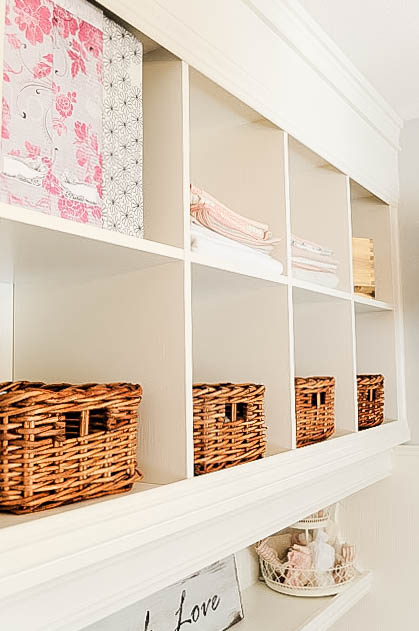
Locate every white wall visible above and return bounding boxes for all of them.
[398,119,419,442]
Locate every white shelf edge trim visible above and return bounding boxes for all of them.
[0,201,184,261]
[190,252,289,285]
[353,294,394,311]
[0,421,406,607]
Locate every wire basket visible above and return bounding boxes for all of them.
[256,534,358,597]
[259,556,358,597]
[292,508,331,530]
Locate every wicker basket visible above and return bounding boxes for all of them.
[295,377,335,448]
[193,383,266,475]
[357,374,384,430]
[0,381,142,514]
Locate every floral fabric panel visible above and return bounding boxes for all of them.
[0,0,55,212]
[102,16,143,238]
[50,4,103,224]
[0,0,144,237]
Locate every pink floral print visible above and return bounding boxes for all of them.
[1,0,103,226]
[32,52,52,78]
[14,0,51,46]
[1,0,143,235]
[67,39,86,77]
[78,20,102,58]
[1,98,10,139]
[52,5,77,39]
[55,89,76,118]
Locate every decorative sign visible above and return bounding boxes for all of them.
[85,556,244,631]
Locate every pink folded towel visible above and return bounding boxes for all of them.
[190,184,281,251]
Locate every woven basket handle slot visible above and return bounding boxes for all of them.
[311,392,326,407]
[368,388,377,402]
[225,402,247,422]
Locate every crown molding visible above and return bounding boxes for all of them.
[244,0,402,147]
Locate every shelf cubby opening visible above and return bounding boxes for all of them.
[292,287,357,440]
[355,310,398,423]
[288,138,352,293]
[350,181,393,304]
[12,261,190,488]
[192,267,293,455]
[189,68,288,272]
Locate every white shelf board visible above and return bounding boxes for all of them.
[237,573,371,631]
[353,294,394,313]
[191,251,288,289]
[291,278,351,302]
[0,202,184,282]
[0,482,159,531]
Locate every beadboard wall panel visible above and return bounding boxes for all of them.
[331,447,419,631]
[100,0,402,203]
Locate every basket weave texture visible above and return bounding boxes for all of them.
[295,377,335,448]
[357,374,384,430]
[193,382,266,475]
[0,381,142,514]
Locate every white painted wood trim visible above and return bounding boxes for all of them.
[0,202,184,261]
[345,177,359,433]
[0,421,405,602]
[0,283,13,380]
[283,133,297,448]
[244,0,402,146]
[237,571,372,631]
[0,445,389,630]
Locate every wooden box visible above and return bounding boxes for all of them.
[353,237,375,298]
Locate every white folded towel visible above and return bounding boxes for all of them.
[292,267,339,289]
[292,256,338,272]
[191,221,284,275]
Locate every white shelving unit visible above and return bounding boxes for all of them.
[0,2,408,630]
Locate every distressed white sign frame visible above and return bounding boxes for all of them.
[85,555,244,631]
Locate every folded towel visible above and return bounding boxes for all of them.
[191,222,284,275]
[292,256,338,272]
[291,235,333,257]
[191,220,275,254]
[292,267,339,289]
[291,245,339,266]
[191,184,281,250]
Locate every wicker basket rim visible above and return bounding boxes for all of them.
[295,376,335,382]
[0,381,143,405]
[193,382,265,388]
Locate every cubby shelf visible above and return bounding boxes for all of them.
[0,8,407,631]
